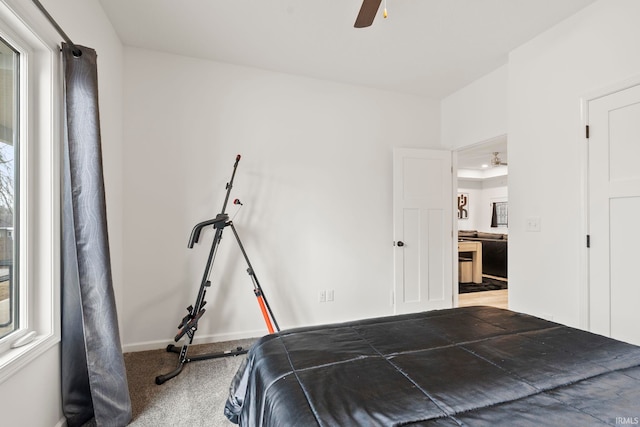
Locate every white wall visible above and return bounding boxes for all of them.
[121,48,441,351]
[442,64,508,149]
[0,1,123,426]
[458,177,508,233]
[508,0,640,326]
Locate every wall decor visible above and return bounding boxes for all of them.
[458,193,469,219]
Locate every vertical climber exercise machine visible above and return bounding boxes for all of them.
[156,154,279,385]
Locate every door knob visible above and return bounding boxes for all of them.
[396,241,404,247]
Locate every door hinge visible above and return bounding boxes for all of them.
[586,234,591,248]
[585,125,590,139]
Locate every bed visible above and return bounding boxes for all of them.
[224,306,640,426]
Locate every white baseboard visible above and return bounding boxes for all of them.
[122,329,265,353]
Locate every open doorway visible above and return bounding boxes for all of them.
[456,136,508,309]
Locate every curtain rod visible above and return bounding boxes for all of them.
[31,0,82,56]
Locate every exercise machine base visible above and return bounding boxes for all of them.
[155,344,248,385]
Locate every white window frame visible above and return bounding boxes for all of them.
[0,0,61,383]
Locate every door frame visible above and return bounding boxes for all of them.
[452,150,459,308]
[452,135,509,307]
[580,73,640,330]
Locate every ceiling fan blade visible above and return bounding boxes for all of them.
[354,0,382,28]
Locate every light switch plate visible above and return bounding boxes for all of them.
[526,216,541,232]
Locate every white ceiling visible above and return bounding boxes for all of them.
[457,135,508,179]
[457,135,507,171]
[98,0,597,99]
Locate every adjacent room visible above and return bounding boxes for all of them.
[456,137,509,309]
[1,0,640,426]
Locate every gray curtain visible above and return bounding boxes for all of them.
[61,43,132,427]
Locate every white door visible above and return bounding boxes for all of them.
[588,83,640,345]
[393,148,453,314]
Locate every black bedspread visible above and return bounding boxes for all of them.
[225,306,640,426]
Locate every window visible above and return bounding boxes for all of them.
[495,202,508,227]
[490,201,508,228]
[0,36,18,340]
[0,0,60,382]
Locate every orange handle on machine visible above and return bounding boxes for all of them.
[255,289,275,334]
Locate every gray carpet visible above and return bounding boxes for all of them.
[124,338,256,426]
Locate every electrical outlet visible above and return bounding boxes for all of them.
[319,290,326,303]
[327,289,334,302]
[526,216,541,232]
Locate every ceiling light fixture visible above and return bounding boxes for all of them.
[491,152,508,167]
